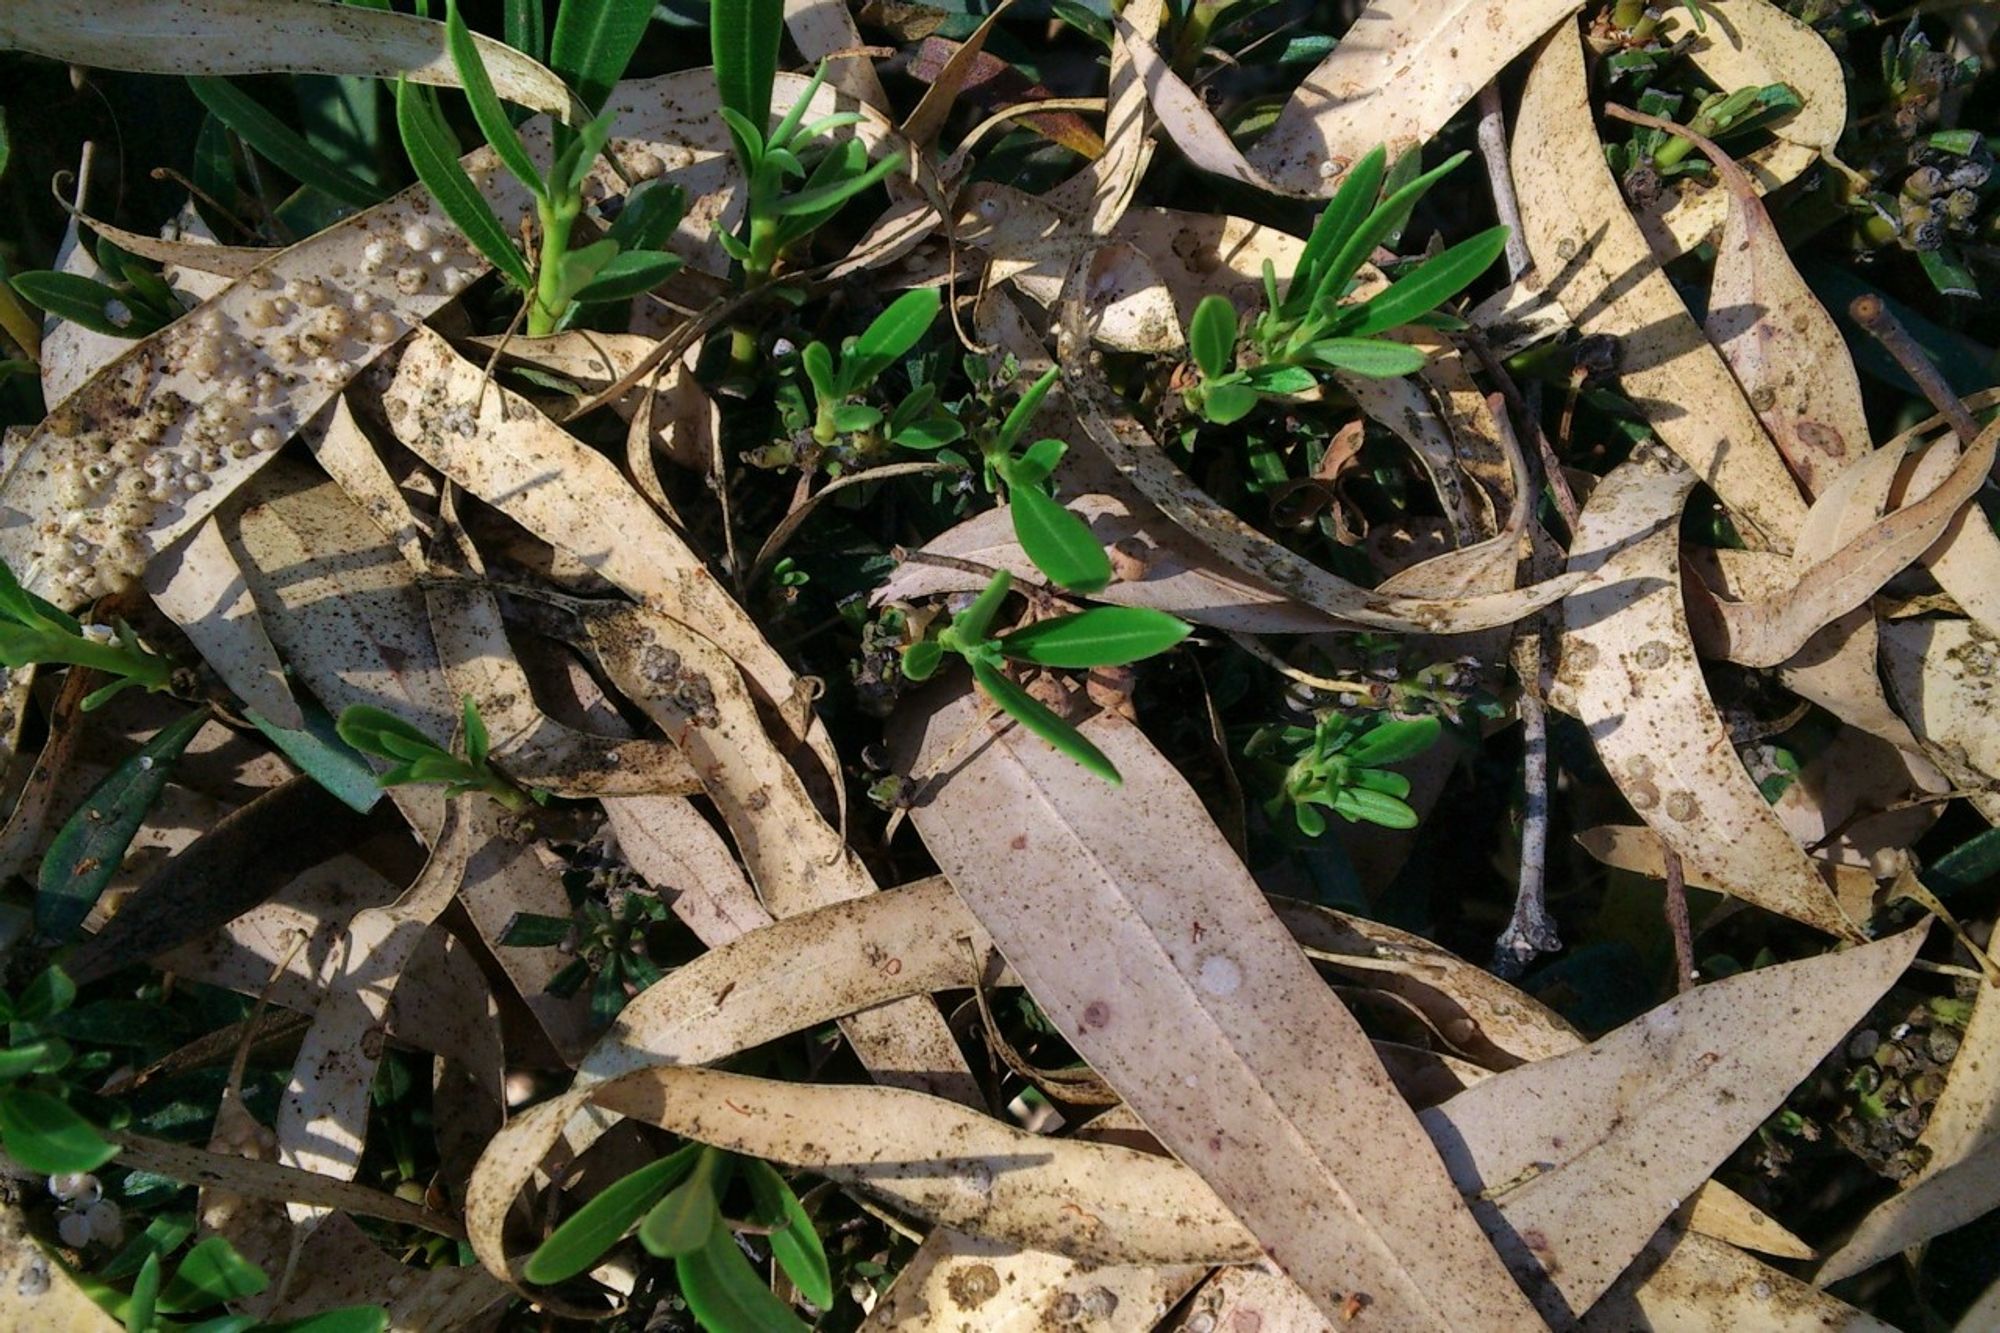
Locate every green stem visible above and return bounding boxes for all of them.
[728,210,782,381]
[527,196,578,338]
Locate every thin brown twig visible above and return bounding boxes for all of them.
[1662,845,1697,993]
[1849,294,1983,445]
[1475,83,1533,283]
[1461,327,1582,537]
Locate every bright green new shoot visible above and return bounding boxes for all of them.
[0,560,173,711]
[797,288,960,449]
[1249,713,1442,835]
[336,696,545,812]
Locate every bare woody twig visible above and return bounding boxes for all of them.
[1849,294,1983,445]
[1663,844,1697,993]
[1475,83,1534,283]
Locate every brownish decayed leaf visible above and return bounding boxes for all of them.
[1554,446,1855,937]
[899,683,1545,1328]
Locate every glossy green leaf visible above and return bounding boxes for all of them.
[1332,785,1420,829]
[681,1223,811,1333]
[1343,716,1441,766]
[999,606,1191,669]
[555,236,620,305]
[550,0,655,115]
[1295,802,1328,837]
[461,694,490,766]
[997,366,1060,453]
[38,710,206,944]
[252,701,382,814]
[101,1215,195,1282]
[743,1158,833,1309]
[846,287,942,389]
[126,1251,161,1333]
[1187,294,1237,380]
[158,1236,269,1313]
[336,704,447,761]
[505,0,547,63]
[262,1308,392,1333]
[395,79,534,290]
[901,639,944,682]
[0,1087,116,1173]
[769,145,905,242]
[1292,145,1387,313]
[188,77,383,209]
[800,341,837,407]
[638,1149,724,1258]
[1341,226,1509,338]
[1928,826,2000,903]
[1008,482,1111,594]
[954,570,1014,645]
[552,110,615,198]
[16,966,75,1023]
[1314,150,1470,314]
[1300,338,1427,378]
[830,403,884,434]
[574,248,681,303]
[710,0,783,135]
[604,179,685,252]
[0,1043,51,1081]
[445,0,546,198]
[1008,437,1067,487]
[972,661,1121,784]
[10,272,142,338]
[1349,765,1413,800]
[1199,379,1260,424]
[523,1143,703,1283]
[1241,364,1318,394]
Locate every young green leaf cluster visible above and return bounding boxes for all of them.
[1607,82,1802,186]
[504,890,671,1027]
[525,1144,831,1333]
[1182,146,1508,425]
[971,366,1114,594]
[335,697,544,812]
[398,0,683,337]
[11,237,183,341]
[902,569,1190,784]
[1250,713,1442,835]
[713,0,906,292]
[798,287,961,451]
[0,560,174,711]
[0,967,119,1176]
[73,1219,387,1333]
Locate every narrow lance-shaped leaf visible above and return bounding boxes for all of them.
[997,366,1061,452]
[999,606,1192,669]
[743,1158,834,1310]
[1301,338,1427,378]
[1290,144,1388,311]
[1007,481,1112,594]
[8,272,139,338]
[444,0,545,198]
[639,1144,727,1257]
[0,1086,116,1173]
[523,1144,704,1284]
[844,287,942,390]
[395,78,533,290]
[505,0,547,65]
[1340,226,1509,338]
[574,249,682,304]
[1315,150,1470,312]
[157,1235,269,1313]
[549,0,656,116]
[38,709,207,944]
[1343,716,1441,766]
[973,660,1122,784]
[188,76,384,209]
[125,1250,160,1333]
[680,1223,811,1333]
[953,569,1015,644]
[710,0,784,134]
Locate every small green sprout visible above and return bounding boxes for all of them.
[0,560,173,711]
[10,237,183,340]
[335,696,545,812]
[901,569,1191,785]
[1180,145,1509,425]
[1606,82,1802,190]
[525,1143,830,1333]
[397,0,684,337]
[504,888,672,1028]
[0,967,119,1175]
[1249,713,1442,836]
[797,288,961,449]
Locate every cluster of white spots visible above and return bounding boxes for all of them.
[48,1173,122,1250]
[361,219,475,297]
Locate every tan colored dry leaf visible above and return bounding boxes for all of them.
[1899,389,2000,642]
[1700,418,2000,667]
[784,0,891,110]
[116,1133,461,1235]
[868,1228,1202,1332]
[1046,0,1159,230]
[305,394,433,569]
[41,207,130,411]
[605,795,773,946]
[899,685,1545,1328]
[1423,926,1923,1319]
[1556,446,1856,936]
[0,1200,123,1332]
[1881,617,2000,823]
[68,212,271,279]
[0,0,580,116]
[144,516,303,728]
[470,331,716,472]
[1249,0,1584,195]
[1588,1229,1892,1332]
[1513,20,1807,549]
[1574,824,1880,924]
[1632,0,1849,259]
[463,877,994,1285]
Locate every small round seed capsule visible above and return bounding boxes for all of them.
[293,277,332,307]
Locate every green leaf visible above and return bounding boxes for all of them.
[10,272,142,338]
[845,287,942,390]
[799,341,837,409]
[1300,338,1427,378]
[0,1087,116,1173]
[953,570,1014,645]
[461,694,489,766]
[261,1308,392,1333]
[38,710,206,945]
[0,1043,51,1081]
[999,607,1191,669]
[743,1158,833,1310]
[249,700,383,814]
[158,1236,269,1313]
[830,403,883,433]
[1341,226,1509,338]
[710,0,783,135]
[996,366,1060,453]
[1332,786,1420,829]
[336,704,447,762]
[1294,801,1327,837]
[1007,482,1111,594]
[506,0,548,63]
[395,79,534,290]
[972,661,1121,784]
[554,236,621,305]
[188,77,383,209]
[901,639,944,682]
[445,0,547,199]
[1008,437,1067,487]
[15,966,75,1023]
[768,146,905,239]
[681,1223,811,1333]
[638,1145,726,1258]
[1199,379,1260,424]
[1291,145,1387,313]
[1343,716,1441,766]
[552,111,615,198]
[1187,294,1238,380]
[1349,766,1413,800]
[523,1143,703,1284]
[604,180,685,253]
[126,1251,161,1333]
[498,911,573,947]
[1241,364,1317,395]
[890,416,964,450]
[1314,150,1470,314]
[1928,826,2000,903]
[101,1215,195,1282]
[550,0,655,116]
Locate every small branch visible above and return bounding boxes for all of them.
[1461,328,1582,538]
[1849,294,1983,445]
[1475,83,1534,283]
[1662,845,1697,993]
[1494,672,1561,979]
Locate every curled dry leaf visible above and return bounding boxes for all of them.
[899,683,1544,1328]
[0,0,581,117]
[1513,19,1807,549]
[144,516,303,729]
[1554,445,1856,937]
[1881,618,2000,825]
